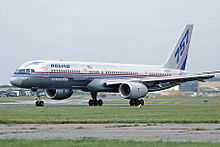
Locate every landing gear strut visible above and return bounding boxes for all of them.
[129,99,144,106]
[88,92,103,106]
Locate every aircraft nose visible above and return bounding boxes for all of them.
[10,77,23,87]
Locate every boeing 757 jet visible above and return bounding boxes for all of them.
[10,24,218,106]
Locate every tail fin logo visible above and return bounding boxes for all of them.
[174,29,189,64]
[164,24,193,70]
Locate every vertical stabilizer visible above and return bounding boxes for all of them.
[164,24,193,70]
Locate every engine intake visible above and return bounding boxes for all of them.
[119,82,148,99]
[45,89,73,100]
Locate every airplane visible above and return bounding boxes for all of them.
[10,24,217,106]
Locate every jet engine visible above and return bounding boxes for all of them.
[45,89,73,100]
[119,82,148,99]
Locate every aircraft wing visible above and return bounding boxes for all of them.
[202,70,220,74]
[105,73,215,86]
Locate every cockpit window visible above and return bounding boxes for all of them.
[26,69,30,73]
[15,69,35,74]
[16,69,25,73]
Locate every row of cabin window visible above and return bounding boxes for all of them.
[88,71,139,75]
[50,69,138,75]
[105,71,138,75]
[50,69,171,77]
[146,72,171,77]
[51,69,80,73]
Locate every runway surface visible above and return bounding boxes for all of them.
[0,95,176,108]
[0,123,220,142]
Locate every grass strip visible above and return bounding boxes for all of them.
[0,105,220,124]
[0,138,220,147]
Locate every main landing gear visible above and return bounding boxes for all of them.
[129,99,144,106]
[88,92,103,106]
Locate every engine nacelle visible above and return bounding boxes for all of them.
[119,82,148,99]
[45,89,73,100]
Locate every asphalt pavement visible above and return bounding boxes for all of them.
[0,123,220,142]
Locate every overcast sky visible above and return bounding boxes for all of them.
[0,0,219,84]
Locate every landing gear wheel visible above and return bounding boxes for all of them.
[88,99,103,106]
[35,101,40,106]
[40,100,44,106]
[35,100,44,107]
[98,99,103,106]
[134,100,139,106]
[129,99,144,106]
[129,99,135,106]
[89,99,94,106]
[139,99,144,106]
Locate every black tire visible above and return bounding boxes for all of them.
[129,99,135,106]
[139,99,144,106]
[39,101,44,107]
[36,101,44,107]
[98,99,103,106]
[134,99,139,106]
[89,99,94,106]
[35,101,40,107]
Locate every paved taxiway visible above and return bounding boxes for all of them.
[0,123,220,142]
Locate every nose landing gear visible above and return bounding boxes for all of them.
[35,99,44,107]
[32,89,45,107]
